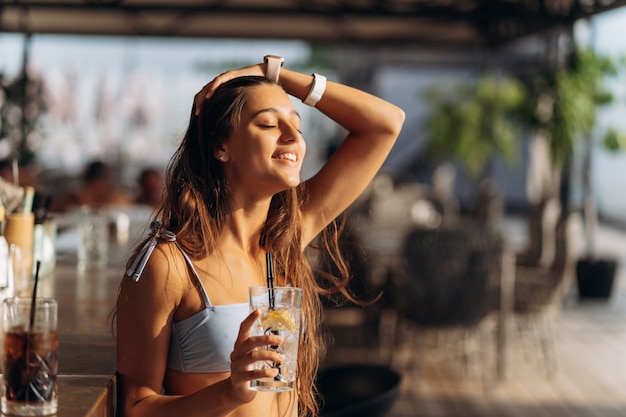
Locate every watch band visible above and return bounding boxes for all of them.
[264,55,284,82]
[303,73,327,107]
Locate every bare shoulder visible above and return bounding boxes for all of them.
[117,241,190,315]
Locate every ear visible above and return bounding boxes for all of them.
[214,149,228,162]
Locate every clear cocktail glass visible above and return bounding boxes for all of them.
[249,286,302,392]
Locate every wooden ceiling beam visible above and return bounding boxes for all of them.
[1,0,625,46]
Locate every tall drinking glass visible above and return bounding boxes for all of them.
[2,297,58,416]
[77,205,108,270]
[249,286,301,392]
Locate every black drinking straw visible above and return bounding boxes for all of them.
[266,252,275,310]
[29,261,42,332]
[21,261,42,404]
[265,253,284,381]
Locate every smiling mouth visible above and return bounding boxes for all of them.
[273,153,297,162]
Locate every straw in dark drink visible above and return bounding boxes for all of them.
[29,261,42,332]
[266,252,275,310]
[18,260,42,404]
[24,261,41,378]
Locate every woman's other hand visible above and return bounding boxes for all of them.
[194,64,264,115]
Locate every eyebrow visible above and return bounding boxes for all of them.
[252,107,301,120]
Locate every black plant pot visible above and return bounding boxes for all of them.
[576,258,618,299]
[317,364,402,417]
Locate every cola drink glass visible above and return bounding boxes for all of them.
[2,297,58,416]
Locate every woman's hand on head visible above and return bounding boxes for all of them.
[228,309,284,403]
[194,64,265,115]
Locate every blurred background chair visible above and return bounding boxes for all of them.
[472,178,504,225]
[354,177,442,289]
[383,224,504,382]
[314,219,384,365]
[513,211,579,376]
[516,197,561,269]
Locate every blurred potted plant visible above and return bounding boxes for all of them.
[423,75,526,180]
[522,48,626,298]
[423,75,526,225]
[0,69,47,166]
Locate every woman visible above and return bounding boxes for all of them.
[116,56,405,417]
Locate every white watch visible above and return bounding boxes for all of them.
[303,73,327,107]
[264,55,284,82]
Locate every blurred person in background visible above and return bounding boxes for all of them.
[50,159,132,212]
[134,167,166,208]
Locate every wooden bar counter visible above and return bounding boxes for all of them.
[2,212,151,417]
[45,262,120,417]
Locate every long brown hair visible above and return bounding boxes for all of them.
[130,76,354,417]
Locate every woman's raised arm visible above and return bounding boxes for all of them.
[278,68,405,245]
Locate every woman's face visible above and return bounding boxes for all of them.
[221,84,306,196]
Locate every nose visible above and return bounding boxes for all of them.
[279,122,301,143]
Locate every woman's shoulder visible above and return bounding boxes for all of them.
[121,240,191,304]
[143,241,189,282]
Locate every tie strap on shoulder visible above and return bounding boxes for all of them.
[126,220,176,282]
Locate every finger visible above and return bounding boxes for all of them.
[194,87,207,101]
[230,332,283,368]
[194,76,222,115]
[231,367,280,387]
[194,85,210,116]
[194,65,264,115]
[232,331,283,358]
[194,78,224,115]
[259,349,285,364]
[235,309,261,346]
[238,348,285,369]
[230,350,284,380]
[202,72,232,100]
[232,333,283,361]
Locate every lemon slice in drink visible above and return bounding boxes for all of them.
[262,309,296,331]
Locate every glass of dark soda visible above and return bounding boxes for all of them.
[2,298,58,416]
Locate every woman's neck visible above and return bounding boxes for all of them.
[223,198,271,254]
